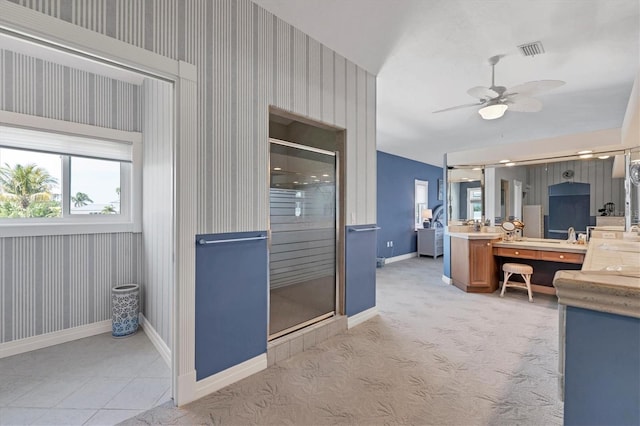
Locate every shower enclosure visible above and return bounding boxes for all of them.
[269,139,337,339]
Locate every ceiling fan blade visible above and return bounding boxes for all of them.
[467,86,499,100]
[433,102,483,113]
[506,96,543,112]
[505,80,565,97]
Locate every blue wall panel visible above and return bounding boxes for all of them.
[345,225,377,316]
[564,306,640,426]
[443,234,451,277]
[195,231,268,381]
[376,151,443,258]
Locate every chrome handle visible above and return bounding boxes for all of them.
[197,236,267,245]
[559,255,565,259]
[348,227,381,232]
[514,251,519,255]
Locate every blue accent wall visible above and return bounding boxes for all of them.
[564,306,640,426]
[195,231,268,381]
[377,151,443,258]
[345,225,377,316]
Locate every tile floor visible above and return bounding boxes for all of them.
[0,331,171,425]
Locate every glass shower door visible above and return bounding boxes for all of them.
[269,140,336,339]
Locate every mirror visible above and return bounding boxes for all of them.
[447,168,484,224]
[447,149,635,234]
[630,147,640,227]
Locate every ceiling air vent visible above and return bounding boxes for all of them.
[518,41,545,57]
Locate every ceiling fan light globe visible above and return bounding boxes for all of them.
[478,104,508,120]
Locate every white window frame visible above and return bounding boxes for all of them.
[415,179,428,230]
[0,111,142,237]
[467,188,482,221]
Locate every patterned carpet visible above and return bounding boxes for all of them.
[123,257,563,425]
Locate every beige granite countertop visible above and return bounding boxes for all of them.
[493,238,588,254]
[553,238,640,318]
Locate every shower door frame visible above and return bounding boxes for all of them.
[268,138,341,340]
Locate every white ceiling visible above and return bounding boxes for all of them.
[252,0,640,166]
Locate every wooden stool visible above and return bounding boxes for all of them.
[500,263,534,302]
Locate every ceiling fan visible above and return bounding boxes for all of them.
[433,55,565,120]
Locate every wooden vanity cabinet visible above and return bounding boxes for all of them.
[451,236,500,293]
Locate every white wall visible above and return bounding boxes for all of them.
[491,165,528,221]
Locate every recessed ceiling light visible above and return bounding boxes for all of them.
[310,175,317,178]
[303,182,308,185]
[314,179,320,182]
[472,167,481,171]
[579,154,593,159]
[322,174,329,177]
[324,180,331,183]
[505,162,516,167]
[577,150,592,155]
[273,167,281,171]
[499,159,510,163]
[293,181,299,184]
[598,155,610,159]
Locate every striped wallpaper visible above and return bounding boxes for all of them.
[9,0,378,234]
[142,77,174,347]
[525,158,625,216]
[0,233,142,344]
[0,47,143,344]
[0,49,141,132]
[4,0,377,348]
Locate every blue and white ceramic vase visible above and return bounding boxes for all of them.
[112,284,139,338]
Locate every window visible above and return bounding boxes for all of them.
[70,157,122,215]
[0,113,141,236]
[415,179,428,229]
[467,188,482,221]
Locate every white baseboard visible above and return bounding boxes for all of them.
[0,320,112,359]
[347,306,379,329]
[194,354,267,401]
[441,275,452,285]
[175,370,197,406]
[139,313,171,367]
[385,252,417,264]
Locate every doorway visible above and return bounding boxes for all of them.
[269,139,337,339]
[500,179,510,220]
[0,28,176,413]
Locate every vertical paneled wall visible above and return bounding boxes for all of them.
[142,78,174,347]
[525,158,625,216]
[0,233,142,344]
[10,0,377,234]
[0,49,143,344]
